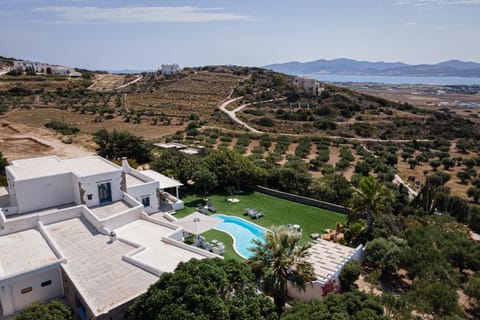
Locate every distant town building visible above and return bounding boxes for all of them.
[12,60,81,76]
[160,64,181,75]
[292,76,324,96]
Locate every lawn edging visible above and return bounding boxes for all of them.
[251,185,350,215]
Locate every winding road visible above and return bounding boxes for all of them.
[218,97,432,144]
[219,97,262,133]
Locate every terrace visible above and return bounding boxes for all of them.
[176,191,347,260]
[45,217,159,316]
[89,200,133,220]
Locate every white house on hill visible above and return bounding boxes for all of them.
[0,156,216,320]
[160,63,181,75]
[292,76,324,96]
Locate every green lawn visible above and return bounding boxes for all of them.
[175,190,347,261]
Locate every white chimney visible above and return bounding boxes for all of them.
[121,157,130,171]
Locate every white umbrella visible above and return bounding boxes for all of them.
[174,211,222,237]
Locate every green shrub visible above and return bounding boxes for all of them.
[13,300,72,320]
[339,260,361,291]
[44,120,80,135]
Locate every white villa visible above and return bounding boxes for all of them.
[159,64,181,75]
[0,156,218,319]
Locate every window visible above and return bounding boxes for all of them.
[87,194,93,200]
[21,287,32,294]
[41,280,52,287]
[141,196,150,207]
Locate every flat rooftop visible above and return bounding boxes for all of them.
[45,218,158,315]
[8,156,120,180]
[141,170,182,189]
[153,142,186,149]
[125,173,147,187]
[179,148,199,155]
[0,229,58,276]
[61,156,120,177]
[8,156,68,180]
[115,220,205,273]
[89,200,133,219]
[308,240,358,283]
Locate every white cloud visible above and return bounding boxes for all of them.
[394,0,480,6]
[33,6,253,24]
[403,21,446,30]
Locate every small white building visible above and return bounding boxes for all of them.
[288,239,364,300]
[160,63,181,75]
[0,155,209,319]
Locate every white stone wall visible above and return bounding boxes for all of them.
[14,174,74,214]
[77,171,123,207]
[127,182,159,214]
[0,266,63,316]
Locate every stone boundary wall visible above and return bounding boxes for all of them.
[251,185,350,215]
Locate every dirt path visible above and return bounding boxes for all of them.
[116,75,143,89]
[219,97,262,133]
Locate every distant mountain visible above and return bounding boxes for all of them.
[264,58,480,77]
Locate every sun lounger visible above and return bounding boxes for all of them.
[248,208,258,218]
[197,205,209,215]
[207,202,217,213]
[202,241,212,251]
[253,211,264,219]
[194,235,207,247]
[212,242,225,255]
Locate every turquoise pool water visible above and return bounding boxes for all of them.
[214,214,266,259]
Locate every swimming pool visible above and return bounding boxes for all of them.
[214,214,267,259]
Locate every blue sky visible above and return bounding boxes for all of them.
[1,0,479,70]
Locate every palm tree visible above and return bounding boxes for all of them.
[248,225,315,315]
[350,176,394,233]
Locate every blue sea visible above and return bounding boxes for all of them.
[307,74,480,85]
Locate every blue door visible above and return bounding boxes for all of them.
[98,182,112,204]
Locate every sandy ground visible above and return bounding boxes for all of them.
[0,121,94,161]
[88,74,128,90]
[245,139,260,156]
[228,137,238,149]
[3,108,182,140]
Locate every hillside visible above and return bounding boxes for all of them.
[264,58,480,77]
[230,69,480,140]
[1,65,479,141]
